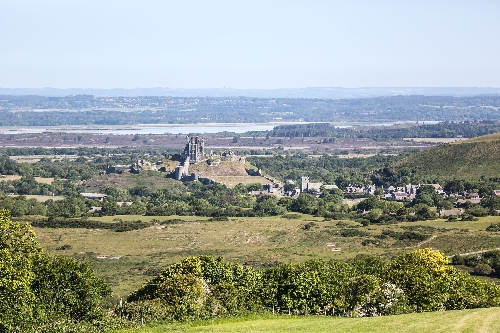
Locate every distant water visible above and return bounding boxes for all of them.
[0,124,277,135]
[0,121,439,135]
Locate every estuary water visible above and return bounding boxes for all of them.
[0,121,439,135]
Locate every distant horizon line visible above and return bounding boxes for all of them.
[2,86,500,90]
[2,86,500,99]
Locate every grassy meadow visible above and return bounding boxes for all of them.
[32,214,500,299]
[113,307,500,333]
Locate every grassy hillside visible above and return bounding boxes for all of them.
[459,132,500,143]
[391,134,500,181]
[114,307,500,333]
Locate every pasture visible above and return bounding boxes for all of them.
[403,137,467,143]
[9,154,81,163]
[32,214,500,298]
[0,174,57,184]
[7,194,64,202]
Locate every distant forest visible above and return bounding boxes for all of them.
[0,95,500,125]
[262,121,500,140]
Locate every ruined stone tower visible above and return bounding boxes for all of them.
[183,136,205,164]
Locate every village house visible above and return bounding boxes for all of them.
[345,186,364,194]
[80,193,107,201]
[391,191,409,201]
[439,208,464,217]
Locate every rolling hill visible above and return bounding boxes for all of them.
[384,132,500,182]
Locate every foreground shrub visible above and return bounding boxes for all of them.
[126,250,500,321]
[385,248,500,312]
[126,256,264,321]
[0,210,112,332]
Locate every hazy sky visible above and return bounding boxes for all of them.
[1,0,499,89]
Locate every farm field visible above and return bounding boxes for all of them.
[336,153,398,158]
[9,154,80,163]
[403,137,467,143]
[114,307,500,333]
[0,175,57,184]
[32,214,500,299]
[7,194,64,202]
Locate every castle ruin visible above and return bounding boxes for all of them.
[175,136,206,180]
[184,136,205,164]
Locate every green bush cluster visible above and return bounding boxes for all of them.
[30,218,150,232]
[486,223,500,232]
[122,249,500,323]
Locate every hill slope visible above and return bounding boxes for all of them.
[388,133,500,182]
[458,131,500,143]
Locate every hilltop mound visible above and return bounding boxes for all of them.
[385,132,500,182]
[189,161,249,177]
[189,161,270,187]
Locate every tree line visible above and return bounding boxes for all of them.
[265,121,500,140]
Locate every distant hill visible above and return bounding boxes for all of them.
[2,86,500,98]
[381,132,500,182]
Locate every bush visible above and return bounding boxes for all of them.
[127,256,264,319]
[281,213,302,219]
[340,228,369,237]
[123,251,500,322]
[461,214,479,221]
[486,223,500,232]
[55,244,72,250]
[302,222,316,230]
[473,263,493,276]
[361,239,379,246]
[121,299,175,323]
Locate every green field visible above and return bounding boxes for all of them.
[33,214,500,299]
[114,307,500,333]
